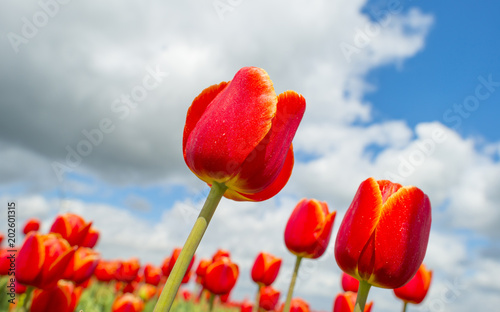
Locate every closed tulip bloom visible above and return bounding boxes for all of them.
[94,260,119,282]
[394,264,433,304]
[204,257,239,295]
[50,213,92,247]
[143,264,162,286]
[31,280,81,312]
[116,258,141,283]
[82,226,99,248]
[195,258,212,284]
[63,247,100,285]
[335,178,432,289]
[341,272,359,293]
[285,199,336,259]
[333,292,373,312]
[112,293,145,312]
[251,252,282,286]
[212,249,231,261]
[259,286,280,311]
[183,66,306,202]
[17,232,76,289]
[278,298,310,312]
[23,218,41,234]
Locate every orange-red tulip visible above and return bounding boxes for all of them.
[138,283,157,301]
[143,264,162,286]
[31,280,82,312]
[22,218,41,234]
[94,259,119,282]
[278,298,310,312]
[259,286,280,311]
[335,178,432,289]
[0,248,15,276]
[183,66,306,202]
[16,232,76,289]
[50,213,92,247]
[204,257,239,295]
[341,272,359,293]
[112,293,145,312]
[82,226,99,248]
[212,248,231,261]
[116,258,141,283]
[394,264,433,304]
[240,299,253,312]
[251,252,282,286]
[63,247,100,285]
[333,292,373,312]
[285,198,336,259]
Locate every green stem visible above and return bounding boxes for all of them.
[154,182,227,312]
[402,301,408,312]
[208,293,215,312]
[20,286,34,312]
[283,256,302,312]
[353,280,372,312]
[252,284,262,312]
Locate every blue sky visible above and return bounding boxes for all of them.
[1,0,500,311]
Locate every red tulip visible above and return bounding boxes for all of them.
[278,298,310,312]
[23,218,41,234]
[162,248,195,283]
[31,280,82,312]
[143,264,162,286]
[0,248,16,276]
[394,264,433,304]
[333,292,373,312]
[16,232,76,289]
[63,247,100,285]
[259,286,280,311]
[82,226,99,248]
[251,252,282,286]
[285,198,336,259]
[116,258,141,283]
[94,259,119,282]
[50,213,92,247]
[335,178,432,288]
[204,257,239,295]
[138,283,157,301]
[112,293,145,312]
[240,299,253,312]
[183,66,306,202]
[341,272,359,293]
[212,248,231,261]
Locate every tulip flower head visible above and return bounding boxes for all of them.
[335,177,432,289]
[63,247,100,285]
[333,292,373,312]
[31,280,82,312]
[143,264,162,286]
[195,258,212,285]
[23,218,41,234]
[204,257,239,295]
[116,258,141,283]
[251,252,282,286]
[341,272,360,293]
[94,260,119,282]
[112,293,145,312]
[50,213,92,247]
[82,226,100,248]
[17,232,76,289]
[394,264,433,304]
[183,66,306,201]
[278,298,310,312]
[259,286,280,311]
[285,198,336,259]
[163,248,195,283]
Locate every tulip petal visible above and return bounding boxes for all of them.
[184,67,277,183]
[183,81,229,156]
[367,186,431,288]
[226,90,305,195]
[335,178,384,277]
[17,233,44,284]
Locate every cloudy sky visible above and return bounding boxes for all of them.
[1,0,500,311]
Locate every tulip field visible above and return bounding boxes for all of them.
[1,67,433,312]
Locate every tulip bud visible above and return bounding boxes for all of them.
[204,257,239,295]
[341,272,359,293]
[259,286,280,311]
[251,252,282,286]
[23,218,41,235]
[50,213,92,247]
[394,264,433,304]
[333,292,373,312]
